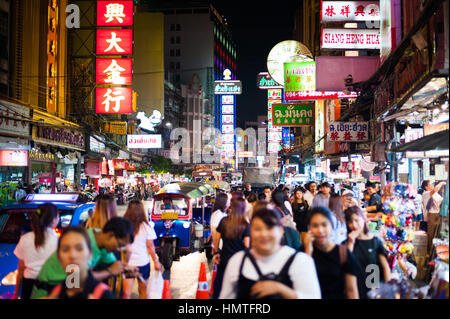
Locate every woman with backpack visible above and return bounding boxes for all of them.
[13,203,60,299]
[46,227,115,299]
[219,208,321,299]
[302,207,360,299]
[344,206,391,299]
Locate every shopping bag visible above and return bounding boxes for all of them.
[147,270,164,299]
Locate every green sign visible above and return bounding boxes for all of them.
[257,72,283,89]
[214,80,242,94]
[272,103,314,127]
[284,61,316,93]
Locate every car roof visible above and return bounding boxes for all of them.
[0,202,90,211]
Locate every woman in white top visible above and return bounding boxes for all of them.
[13,203,59,299]
[328,194,347,245]
[219,208,321,299]
[123,200,161,299]
[210,192,230,252]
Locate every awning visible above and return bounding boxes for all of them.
[388,130,449,152]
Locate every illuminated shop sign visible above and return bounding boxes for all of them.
[96,58,133,85]
[96,29,133,55]
[222,95,234,104]
[321,1,380,22]
[285,90,358,101]
[284,62,316,93]
[127,134,162,149]
[95,87,133,114]
[327,122,369,142]
[272,103,314,127]
[214,81,242,94]
[97,1,134,26]
[222,125,234,134]
[321,28,380,50]
[222,115,234,124]
[268,89,282,100]
[222,105,234,114]
[257,72,283,89]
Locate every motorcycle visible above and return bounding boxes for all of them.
[116,190,125,205]
[123,189,136,202]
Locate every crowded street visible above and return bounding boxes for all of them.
[0,0,449,311]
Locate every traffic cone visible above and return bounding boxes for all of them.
[209,262,217,297]
[162,279,171,299]
[196,261,209,299]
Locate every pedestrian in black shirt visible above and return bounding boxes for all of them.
[212,197,250,299]
[302,207,360,299]
[290,188,309,243]
[344,206,391,299]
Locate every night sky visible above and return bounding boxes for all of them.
[211,0,299,126]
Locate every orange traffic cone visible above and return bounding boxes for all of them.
[209,262,217,297]
[196,261,209,299]
[162,279,171,299]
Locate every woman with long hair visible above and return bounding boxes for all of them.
[13,203,59,299]
[219,208,321,299]
[122,199,161,299]
[212,197,250,299]
[328,194,347,245]
[344,206,391,299]
[271,189,296,229]
[290,188,309,243]
[210,192,230,255]
[302,207,360,299]
[85,194,118,229]
[46,227,114,299]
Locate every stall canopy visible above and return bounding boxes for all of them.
[389,130,449,152]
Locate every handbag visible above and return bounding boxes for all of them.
[147,270,164,299]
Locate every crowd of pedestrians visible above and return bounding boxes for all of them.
[11,178,445,299]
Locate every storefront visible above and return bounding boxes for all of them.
[31,112,85,192]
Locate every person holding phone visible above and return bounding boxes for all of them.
[301,207,360,299]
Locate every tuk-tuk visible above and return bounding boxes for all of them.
[150,182,215,270]
[0,193,96,298]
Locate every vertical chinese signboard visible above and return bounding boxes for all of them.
[267,89,283,154]
[95,1,134,114]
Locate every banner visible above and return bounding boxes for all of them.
[127,134,162,149]
[284,61,316,93]
[321,1,380,22]
[321,28,381,50]
[328,122,369,142]
[272,103,314,127]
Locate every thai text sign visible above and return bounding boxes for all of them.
[284,62,316,93]
[214,81,242,94]
[96,87,133,114]
[321,28,380,50]
[237,151,254,158]
[321,1,380,22]
[272,103,314,127]
[285,90,358,101]
[268,89,282,100]
[257,72,283,89]
[127,134,162,149]
[97,1,134,26]
[328,122,369,142]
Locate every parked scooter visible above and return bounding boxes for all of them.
[123,189,136,202]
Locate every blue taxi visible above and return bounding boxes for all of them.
[0,193,96,298]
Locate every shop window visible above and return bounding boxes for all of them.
[176,24,181,31]
[170,24,175,31]
[176,36,180,44]
[176,49,180,57]
[176,62,180,70]
[170,49,174,57]
[170,37,175,44]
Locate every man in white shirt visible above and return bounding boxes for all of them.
[422,180,446,250]
[303,182,317,207]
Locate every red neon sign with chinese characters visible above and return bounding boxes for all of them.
[96,58,133,85]
[96,29,133,55]
[95,87,133,114]
[97,1,134,26]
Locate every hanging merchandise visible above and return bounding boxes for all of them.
[378,183,416,272]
